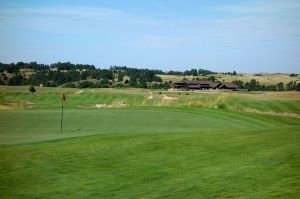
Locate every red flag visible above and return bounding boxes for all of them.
[60,93,66,101]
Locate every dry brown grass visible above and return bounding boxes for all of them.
[0,101,33,111]
[260,91,300,100]
[158,74,300,85]
[234,108,300,119]
[79,102,127,109]
[214,74,300,85]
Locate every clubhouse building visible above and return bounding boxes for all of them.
[173,80,239,91]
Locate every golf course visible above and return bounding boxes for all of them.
[0,86,299,198]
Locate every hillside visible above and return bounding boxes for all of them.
[158,73,300,86]
[0,62,299,91]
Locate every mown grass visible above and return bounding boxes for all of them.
[1,127,300,198]
[1,107,299,145]
[0,86,300,198]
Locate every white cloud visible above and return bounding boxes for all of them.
[1,4,299,44]
[0,6,125,35]
[0,6,122,19]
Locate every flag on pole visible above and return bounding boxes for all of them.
[60,93,66,101]
[60,93,66,133]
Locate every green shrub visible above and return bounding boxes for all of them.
[29,85,36,93]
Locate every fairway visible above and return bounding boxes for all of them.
[1,86,300,198]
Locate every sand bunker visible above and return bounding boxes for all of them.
[74,90,83,94]
[147,95,153,99]
[79,102,127,108]
[0,101,33,111]
[162,95,178,100]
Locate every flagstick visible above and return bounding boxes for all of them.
[61,100,63,133]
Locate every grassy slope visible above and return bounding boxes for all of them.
[0,86,300,198]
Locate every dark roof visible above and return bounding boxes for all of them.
[211,82,221,88]
[199,84,212,88]
[220,83,238,89]
[187,85,201,89]
[174,80,238,90]
[196,80,215,85]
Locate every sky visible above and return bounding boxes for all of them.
[0,0,299,73]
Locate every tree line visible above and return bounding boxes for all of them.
[0,62,172,89]
[232,79,300,91]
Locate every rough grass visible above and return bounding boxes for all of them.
[1,86,299,117]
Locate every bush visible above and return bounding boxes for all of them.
[29,85,36,93]
[64,83,76,88]
[0,78,5,85]
[78,81,94,88]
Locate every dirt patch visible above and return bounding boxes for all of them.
[147,95,153,99]
[234,108,300,119]
[0,101,33,111]
[162,95,178,100]
[74,90,83,94]
[79,102,127,109]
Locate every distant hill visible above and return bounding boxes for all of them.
[0,62,299,91]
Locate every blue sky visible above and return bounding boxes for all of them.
[0,0,299,73]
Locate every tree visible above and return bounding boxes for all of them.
[296,83,300,91]
[277,82,285,91]
[246,79,260,91]
[81,72,87,80]
[78,81,94,88]
[64,83,76,88]
[29,85,36,93]
[191,69,198,76]
[0,78,5,85]
[129,78,137,87]
[99,79,109,88]
[207,76,216,82]
[139,78,147,88]
[8,74,23,85]
[286,81,295,91]
[232,71,237,75]
[118,74,124,82]
[232,80,244,89]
